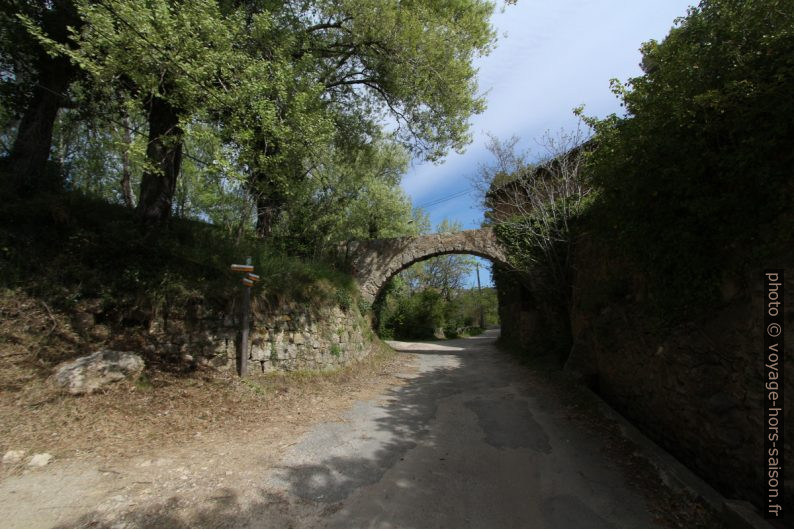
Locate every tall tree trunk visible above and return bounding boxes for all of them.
[120,114,135,208]
[136,95,183,225]
[250,137,283,239]
[8,56,73,196]
[255,188,284,238]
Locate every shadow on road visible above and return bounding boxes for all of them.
[52,330,709,529]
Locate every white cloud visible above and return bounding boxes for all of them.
[401,0,695,221]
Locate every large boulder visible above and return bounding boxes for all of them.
[54,350,144,394]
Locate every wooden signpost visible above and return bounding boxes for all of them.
[230,258,259,376]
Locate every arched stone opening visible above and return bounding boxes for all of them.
[342,227,508,303]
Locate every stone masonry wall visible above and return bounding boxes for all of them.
[564,237,794,511]
[343,228,508,303]
[69,294,373,375]
[246,302,371,373]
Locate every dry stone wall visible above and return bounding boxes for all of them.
[563,238,794,510]
[68,294,373,375]
[246,303,370,373]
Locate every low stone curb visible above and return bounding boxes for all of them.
[585,388,776,529]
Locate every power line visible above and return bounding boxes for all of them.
[415,189,469,208]
[414,188,472,210]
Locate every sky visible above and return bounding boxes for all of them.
[400,0,695,287]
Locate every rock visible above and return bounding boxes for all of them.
[250,345,267,361]
[89,324,111,341]
[707,391,738,414]
[211,354,230,368]
[54,350,144,395]
[28,453,53,467]
[3,450,25,465]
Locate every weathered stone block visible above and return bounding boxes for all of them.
[54,350,144,395]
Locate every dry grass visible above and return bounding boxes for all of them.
[0,288,403,465]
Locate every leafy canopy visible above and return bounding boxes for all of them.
[583,0,794,316]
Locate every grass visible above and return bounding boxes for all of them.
[0,191,358,321]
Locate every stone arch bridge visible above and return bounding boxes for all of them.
[343,227,508,303]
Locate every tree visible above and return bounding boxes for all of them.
[12,0,498,233]
[421,219,477,301]
[87,0,265,224]
[583,0,794,313]
[30,0,280,224]
[481,125,592,308]
[472,133,529,199]
[272,134,419,256]
[45,102,148,204]
[239,0,498,237]
[0,0,82,194]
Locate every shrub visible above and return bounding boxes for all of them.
[583,0,794,319]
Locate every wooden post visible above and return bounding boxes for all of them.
[238,256,251,377]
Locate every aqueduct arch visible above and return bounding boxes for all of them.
[343,227,509,303]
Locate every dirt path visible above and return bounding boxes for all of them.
[0,330,719,528]
[0,349,415,529]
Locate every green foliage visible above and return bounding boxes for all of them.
[329,344,341,357]
[12,0,497,225]
[494,218,550,272]
[271,135,420,256]
[377,283,500,340]
[356,298,372,317]
[376,269,500,340]
[134,372,153,391]
[334,288,353,312]
[382,287,446,339]
[0,192,358,319]
[582,0,794,319]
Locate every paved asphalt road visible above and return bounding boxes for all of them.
[265,329,668,529]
